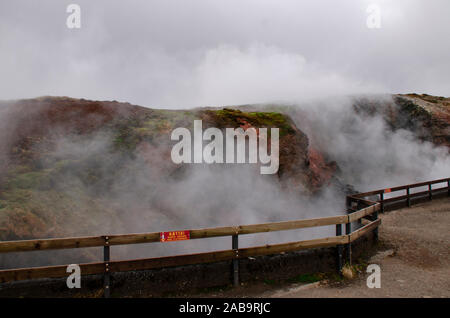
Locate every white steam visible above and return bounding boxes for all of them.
[285,95,450,191]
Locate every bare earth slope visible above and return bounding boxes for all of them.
[0,97,329,244]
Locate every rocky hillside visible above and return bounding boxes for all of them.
[352,94,450,149]
[0,97,334,242]
[0,94,448,244]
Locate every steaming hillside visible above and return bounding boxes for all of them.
[0,97,336,243]
[0,94,448,244]
[287,94,450,190]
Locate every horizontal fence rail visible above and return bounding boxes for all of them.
[349,177,450,213]
[0,214,350,254]
[0,235,352,283]
[351,178,449,198]
[0,177,448,297]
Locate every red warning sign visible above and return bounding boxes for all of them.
[160,230,190,242]
[384,188,392,193]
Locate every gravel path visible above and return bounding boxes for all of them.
[265,197,450,298]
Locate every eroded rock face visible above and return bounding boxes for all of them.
[395,94,450,149]
[353,94,450,150]
[199,108,317,193]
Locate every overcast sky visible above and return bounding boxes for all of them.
[0,0,449,108]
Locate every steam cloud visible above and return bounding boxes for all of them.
[285,96,450,191]
[1,94,449,269]
[1,1,450,106]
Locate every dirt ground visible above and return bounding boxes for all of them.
[187,197,450,298]
[262,197,450,298]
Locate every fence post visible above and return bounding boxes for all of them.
[406,187,411,207]
[373,207,379,242]
[336,224,343,273]
[232,234,239,287]
[429,184,432,200]
[104,236,110,298]
[345,221,352,265]
[346,196,351,211]
[379,192,384,213]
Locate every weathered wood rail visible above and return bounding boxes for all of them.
[0,177,448,297]
[348,177,450,212]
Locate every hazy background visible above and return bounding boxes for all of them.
[1,0,449,107]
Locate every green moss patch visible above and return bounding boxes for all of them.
[207,108,295,137]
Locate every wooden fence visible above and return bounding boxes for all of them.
[0,177,448,297]
[348,177,450,212]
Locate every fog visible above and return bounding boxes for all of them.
[1,0,449,106]
[284,95,450,191]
